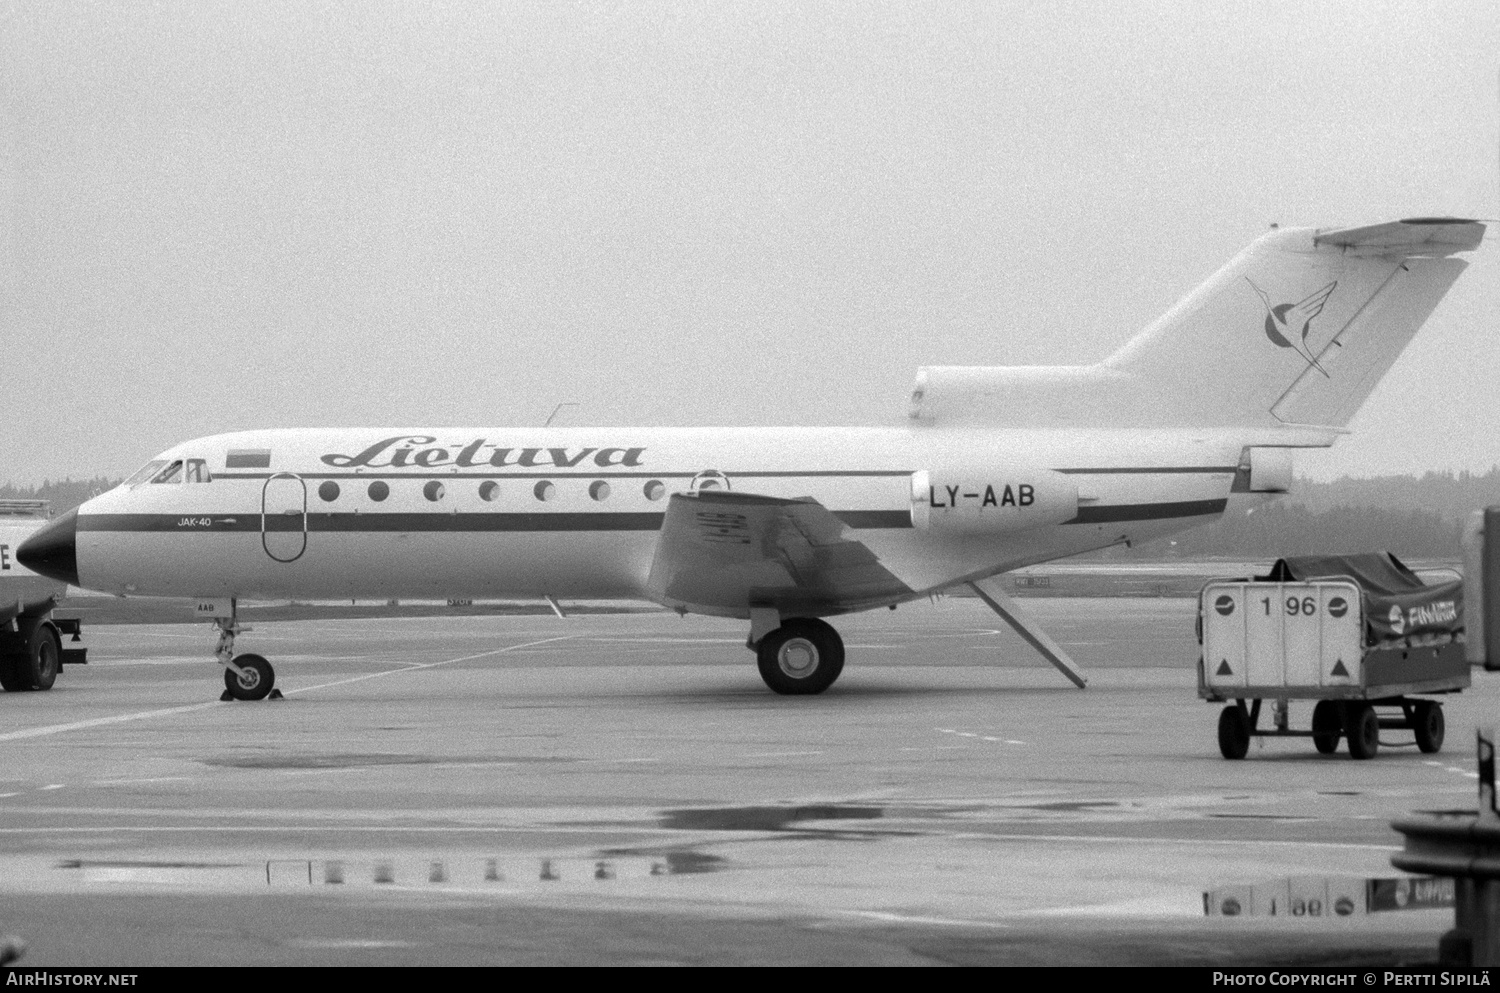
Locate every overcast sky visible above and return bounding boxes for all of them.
[3,1,1497,486]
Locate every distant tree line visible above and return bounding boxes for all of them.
[1130,500,1465,559]
[1289,468,1500,524]
[0,478,119,516]
[1119,469,1500,560]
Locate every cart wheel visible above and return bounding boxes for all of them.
[1344,703,1379,760]
[1413,701,1444,754]
[1311,700,1342,755]
[1218,705,1250,760]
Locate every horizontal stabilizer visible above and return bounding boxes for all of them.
[1314,218,1484,256]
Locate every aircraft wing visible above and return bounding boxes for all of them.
[645,491,911,615]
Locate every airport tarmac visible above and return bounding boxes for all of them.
[0,597,1482,966]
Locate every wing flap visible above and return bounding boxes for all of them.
[645,490,910,615]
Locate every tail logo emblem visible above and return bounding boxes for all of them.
[1246,278,1338,378]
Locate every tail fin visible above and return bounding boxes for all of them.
[909,218,1484,429]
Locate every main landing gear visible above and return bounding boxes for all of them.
[744,578,1092,696]
[749,611,845,695]
[210,601,280,702]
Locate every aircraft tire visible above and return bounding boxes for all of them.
[25,623,60,691]
[224,653,275,701]
[1217,705,1250,760]
[1344,703,1379,760]
[1413,701,1444,754]
[1311,700,1342,755]
[756,619,844,695]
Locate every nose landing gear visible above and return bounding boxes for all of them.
[209,601,279,701]
[222,651,275,701]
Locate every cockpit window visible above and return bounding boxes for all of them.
[123,460,168,487]
[185,459,211,483]
[151,460,184,484]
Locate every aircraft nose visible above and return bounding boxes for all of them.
[16,509,79,587]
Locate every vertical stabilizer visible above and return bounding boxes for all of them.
[909,218,1483,429]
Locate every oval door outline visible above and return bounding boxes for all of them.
[261,472,308,563]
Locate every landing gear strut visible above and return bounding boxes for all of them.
[751,615,845,695]
[968,576,1088,688]
[211,600,278,701]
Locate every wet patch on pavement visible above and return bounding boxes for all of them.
[659,804,884,833]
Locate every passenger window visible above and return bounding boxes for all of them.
[185,459,211,483]
[152,461,184,484]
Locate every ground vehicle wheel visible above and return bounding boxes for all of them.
[756,619,844,695]
[223,653,275,701]
[1311,700,1342,755]
[1217,705,1250,760]
[1413,701,1444,754]
[1344,703,1379,759]
[25,623,60,691]
[0,622,60,692]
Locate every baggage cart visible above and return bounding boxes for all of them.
[1197,554,1468,760]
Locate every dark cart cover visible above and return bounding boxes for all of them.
[1261,553,1462,644]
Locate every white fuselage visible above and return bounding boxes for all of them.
[69,424,1284,617]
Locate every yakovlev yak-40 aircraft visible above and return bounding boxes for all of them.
[18,218,1487,700]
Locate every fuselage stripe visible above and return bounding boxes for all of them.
[209,466,1235,480]
[76,511,917,533]
[212,470,917,481]
[1054,466,1237,475]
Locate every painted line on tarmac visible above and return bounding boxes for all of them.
[833,909,1009,928]
[588,642,747,651]
[938,728,1024,745]
[0,699,231,743]
[1427,760,1480,779]
[286,948,423,954]
[742,751,823,759]
[276,635,578,696]
[0,636,576,743]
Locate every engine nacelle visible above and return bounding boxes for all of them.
[910,467,1077,532]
